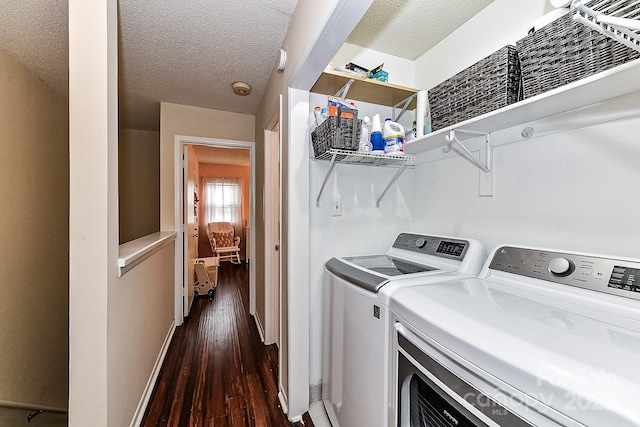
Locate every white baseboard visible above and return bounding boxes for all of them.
[278,385,288,416]
[0,400,67,414]
[130,321,176,427]
[253,313,266,343]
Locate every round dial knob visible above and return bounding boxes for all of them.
[415,238,427,249]
[548,257,574,277]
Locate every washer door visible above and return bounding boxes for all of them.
[396,324,537,427]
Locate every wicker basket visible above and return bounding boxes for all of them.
[427,45,522,131]
[517,0,640,99]
[311,107,361,158]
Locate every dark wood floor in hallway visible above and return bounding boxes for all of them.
[142,263,314,427]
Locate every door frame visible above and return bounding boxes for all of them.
[173,135,256,326]
[263,95,282,346]
[182,145,198,317]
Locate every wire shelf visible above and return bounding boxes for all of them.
[313,149,415,208]
[314,149,415,168]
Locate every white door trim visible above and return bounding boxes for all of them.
[173,135,256,326]
[263,106,282,346]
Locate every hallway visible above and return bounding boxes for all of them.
[142,263,314,426]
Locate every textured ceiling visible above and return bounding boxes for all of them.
[0,0,297,132]
[118,0,298,131]
[347,0,495,60]
[0,0,497,132]
[0,0,69,94]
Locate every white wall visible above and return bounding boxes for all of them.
[308,0,640,403]
[414,0,551,90]
[332,42,416,87]
[412,112,640,258]
[308,93,418,387]
[408,0,640,259]
[257,0,375,418]
[309,158,416,387]
[69,0,117,423]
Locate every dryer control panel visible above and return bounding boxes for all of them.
[392,233,469,260]
[490,246,640,301]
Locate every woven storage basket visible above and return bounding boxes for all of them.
[311,107,361,158]
[517,0,640,99]
[427,45,522,131]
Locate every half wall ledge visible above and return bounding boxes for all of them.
[118,232,177,276]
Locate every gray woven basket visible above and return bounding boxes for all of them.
[427,45,522,131]
[311,107,361,158]
[517,0,640,99]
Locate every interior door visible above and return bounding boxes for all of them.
[183,146,198,316]
[265,122,281,346]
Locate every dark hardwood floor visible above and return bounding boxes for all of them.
[142,262,315,427]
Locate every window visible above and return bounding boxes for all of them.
[203,177,242,225]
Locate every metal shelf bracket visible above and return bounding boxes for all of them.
[335,79,355,99]
[376,160,409,207]
[314,149,415,208]
[444,129,491,173]
[391,93,418,122]
[316,151,338,207]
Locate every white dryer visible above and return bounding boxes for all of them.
[322,233,485,427]
[390,245,640,427]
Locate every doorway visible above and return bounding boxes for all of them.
[264,122,281,347]
[263,97,284,405]
[174,136,256,325]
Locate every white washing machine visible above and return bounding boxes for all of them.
[322,233,485,427]
[390,245,640,427]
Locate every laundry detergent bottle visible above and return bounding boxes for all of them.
[370,114,384,153]
[383,118,405,155]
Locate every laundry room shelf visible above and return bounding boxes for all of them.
[405,58,640,156]
[314,149,415,167]
[311,69,419,109]
[314,149,415,208]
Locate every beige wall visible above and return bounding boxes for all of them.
[159,102,255,231]
[108,243,175,426]
[0,49,69,410]
[198,162,251,257]
[118,128,160,243]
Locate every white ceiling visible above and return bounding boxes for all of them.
[347,0,495,60]
[0,0,496,133]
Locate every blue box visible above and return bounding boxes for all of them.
[370,70,388,82]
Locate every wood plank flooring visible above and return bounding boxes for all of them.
[142,263,315,427]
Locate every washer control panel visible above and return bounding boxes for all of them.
[490,246,640,301]
[392,233,469,260]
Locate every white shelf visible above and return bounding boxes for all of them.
[118,231,176,276]
[406,58,640,155]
